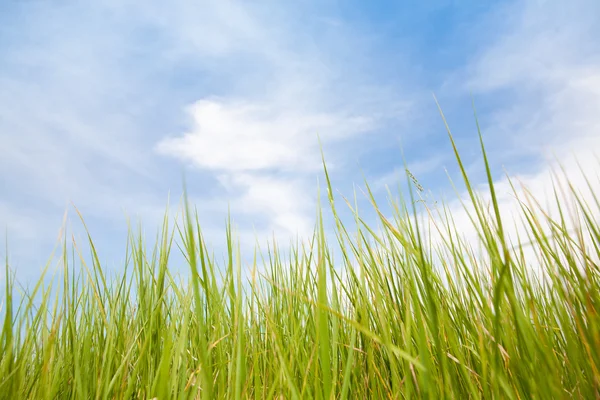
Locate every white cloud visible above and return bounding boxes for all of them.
[157,99,374,173]
[224,173,316,236]
[155,96,376,239]
[426,0,600,273]
[0,0,420,279]
[150,1,414,246]
[465,1,600,94]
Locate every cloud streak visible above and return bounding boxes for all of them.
[419,0,600,271]
[2,0,598,283]
[0,0,419,273]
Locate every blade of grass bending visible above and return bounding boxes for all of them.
[182,180,213,399]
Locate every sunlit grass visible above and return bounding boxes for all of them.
[1,114,599,399]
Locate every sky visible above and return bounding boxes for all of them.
[1,0,599,283]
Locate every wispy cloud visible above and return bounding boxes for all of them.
[144,0,416,240]
[425,0,600,266]
[0,0,418,272]
[3,0,598,282]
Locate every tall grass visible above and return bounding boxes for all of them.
[1,120,599,399]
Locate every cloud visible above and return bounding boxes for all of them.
[154,96,377,240]
[462,0,600,144]
[8,0,597,284]
[0,0,419,276]
[156,99,374,173]
[149,1,415,241]
[422,0,600,272]
[465,1,600,93]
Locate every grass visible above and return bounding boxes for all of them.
[1,115,599,399]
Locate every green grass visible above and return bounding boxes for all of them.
[1,117,599,399]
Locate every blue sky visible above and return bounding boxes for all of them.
[1,0,600,282]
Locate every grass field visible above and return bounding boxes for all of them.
[1,119,599,399]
